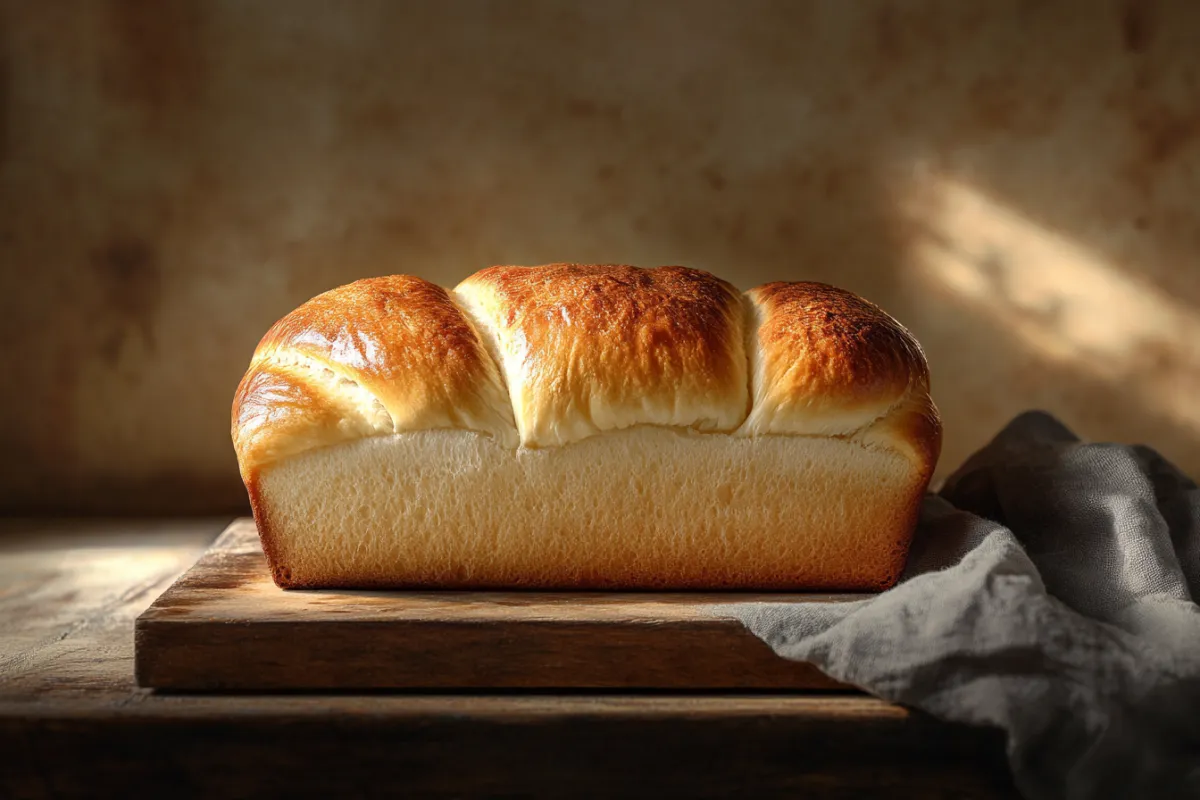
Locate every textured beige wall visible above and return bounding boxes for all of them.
[2,1,1199,513]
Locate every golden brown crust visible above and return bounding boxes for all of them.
[243,475,287,587]
[862,390,943,474]
[743,281,931,438]
[455,264,748,447]
[232,275,515,479]
[232,362,387,483]
[234,269,938,473]
[857,392,943,589]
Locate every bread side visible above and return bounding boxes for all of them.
[234,264,941,590]
[251,424,923,590]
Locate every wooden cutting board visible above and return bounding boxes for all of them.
[135,519,866,691]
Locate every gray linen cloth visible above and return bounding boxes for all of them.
[723,411,1200,799]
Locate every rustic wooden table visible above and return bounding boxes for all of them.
[0,519,1017,798]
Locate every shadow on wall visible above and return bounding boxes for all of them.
[0,0,1198,512]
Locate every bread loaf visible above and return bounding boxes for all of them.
[232,264,941,590]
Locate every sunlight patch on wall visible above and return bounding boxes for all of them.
[904,174,1200,428]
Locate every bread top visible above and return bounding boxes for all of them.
[456,264,748,448]
[232,276,516,476]
[233,264,939,481]
[744,281,929,437]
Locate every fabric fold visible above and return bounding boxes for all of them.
[719,411,1200,799]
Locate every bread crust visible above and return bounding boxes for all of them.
[744,281,930,438]
[232,265,942,591]
[455,264,748,447]
[232,275,515,481]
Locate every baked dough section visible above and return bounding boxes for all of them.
[233,275,516,479]
[455,264,748,448]
[252,427,923,590]
[233,264,941,590]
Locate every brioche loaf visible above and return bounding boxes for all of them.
[232,264,941,590]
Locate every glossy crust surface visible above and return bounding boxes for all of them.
[743,281,930,437]
[455,264,748,447]
[233,275,516,480]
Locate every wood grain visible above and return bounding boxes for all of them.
[1,699,1017,799]
[135,520,866,691]
[0,519,1017,798]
